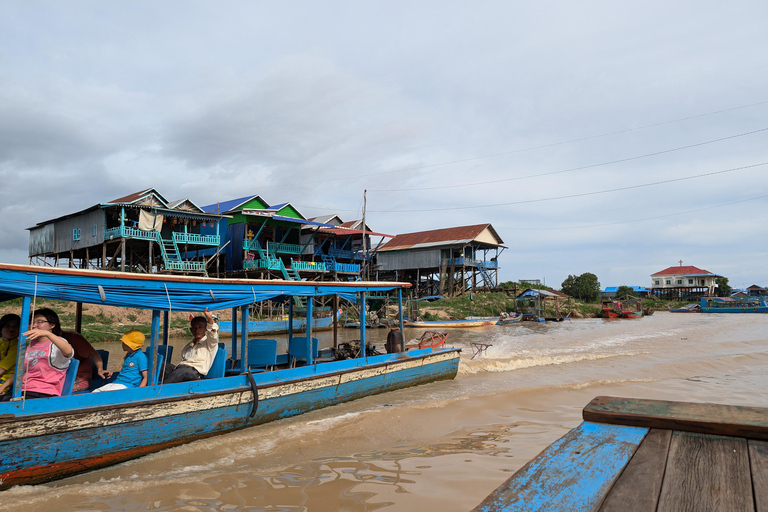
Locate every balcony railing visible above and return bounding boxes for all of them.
[444,257,498,268]
[291,261,327,272]
[173,232,220,246]
[165,260,207,272]
[269,242,303,255]
[327,262,360,273]
[104,226,157,241]
[244,258,283,271]
[243,238,261,252]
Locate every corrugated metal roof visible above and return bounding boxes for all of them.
[378,224,503,252]
[201,195,267,214]
[109,188,168,206]
[652,265,715,276]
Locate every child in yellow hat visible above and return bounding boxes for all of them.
[92,329,148,392]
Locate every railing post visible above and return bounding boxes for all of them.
[11,296,32,399]
[359,291,366,358]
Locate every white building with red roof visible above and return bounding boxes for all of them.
[650,262,722,297]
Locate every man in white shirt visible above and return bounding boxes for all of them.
[164,309,218,383]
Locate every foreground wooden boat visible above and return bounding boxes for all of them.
[473,396,768,512]
[0,264,460,489]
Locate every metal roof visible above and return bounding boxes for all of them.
[651,265,716,276]
[378,224,504,252]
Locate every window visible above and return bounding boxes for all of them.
[688,279,693,285]
[654,280,660,285]
[72,228,80,241]
[666,279,671,285]
[677,279,682,285]
[92,223,98,237]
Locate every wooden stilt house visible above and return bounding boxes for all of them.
[27,188,225,275]
[375,224,504,298]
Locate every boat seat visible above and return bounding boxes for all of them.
[60,358,80,397]
[204,346,227,379]
[156,345,173,365]
[288,337,319,368]
[247,339,277,372]
[144,347,169,385]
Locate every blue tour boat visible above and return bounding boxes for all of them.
[699,296,768,313]
[0,264,460,489]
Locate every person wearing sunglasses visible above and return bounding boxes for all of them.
[18,308,74,399]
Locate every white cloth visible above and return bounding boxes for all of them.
[138,210,164,231]
[92,382,128,393]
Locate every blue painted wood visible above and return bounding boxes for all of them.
[473,422,648,512]
[218,315,336,335]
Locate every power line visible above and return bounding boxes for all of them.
[296,161,768,213]
[369,127,768,192]
[495,193,768,230]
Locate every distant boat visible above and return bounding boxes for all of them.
[620,310,643,319]
[699,297,768,313]
[219,310,341,335]
[465,316,500,325]
[668,303,701,313]
[404,319,495,328]
[498,312,522,324]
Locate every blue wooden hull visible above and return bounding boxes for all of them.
[0,348,459,489]
[218,315,336,335]
[700,297,768,313]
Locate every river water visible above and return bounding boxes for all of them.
[3,312,768,511]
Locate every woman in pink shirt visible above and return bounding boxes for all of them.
[21,308,74,399]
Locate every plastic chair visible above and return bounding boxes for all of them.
[247,339,277,372]
[204,346,227,379]
[143,347,168,385]
[288,337,319,367]
[156,345,173,364]
[61,358,80,397]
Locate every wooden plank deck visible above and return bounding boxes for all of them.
[473,396,768,512]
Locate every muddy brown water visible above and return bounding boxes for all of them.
[3,313,768,511]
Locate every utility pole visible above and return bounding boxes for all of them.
[361,189,367,280]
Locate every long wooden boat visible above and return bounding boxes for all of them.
[0,264,460,489]
[218,310,340,335]
[668,303,701,313]
[473,396,768,511]
[465,316,500,325]
[620,310,643,319]
[699,296,768,313]
[498,312,522,324]
[404,319,495,328]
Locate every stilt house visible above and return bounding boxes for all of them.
[375,224,504,297]
[27,188,225,274]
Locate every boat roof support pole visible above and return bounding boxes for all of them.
[237,305,248,365]
[360,291,366,358]
[306,297,313,365]
[149,310,160,384]
[75,303,83,333]
[231,307,238,362]
[162,311,169,345]
[398,288,404,351]
[11,296,31,400]
[288,298,294,341]
[333,294,339,349]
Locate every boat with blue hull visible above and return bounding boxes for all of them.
[0,264,460,489]
[699,296,768,313]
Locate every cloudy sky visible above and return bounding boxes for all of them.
[1,1,766,290]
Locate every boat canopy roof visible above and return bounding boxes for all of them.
[0,264,408,311]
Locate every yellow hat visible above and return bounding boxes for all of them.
[119,329,145,351]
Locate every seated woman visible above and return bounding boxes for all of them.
[0,314,20,396]
[61,330,107,391]
[18,308,73,399]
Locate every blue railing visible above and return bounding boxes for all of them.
[104,226,156,241]
[445,258,497,268]
[292,261,327,271]
[269,242,303,255]
[173,232,220,246]
[327,262,360,273]
[165,260,207,272]
[245,258,283,271]
[243,238,261,251]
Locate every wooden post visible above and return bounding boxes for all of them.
[120,238,126,272]
[75,303,83,333]
[85,247,90,269]
[359,292,366,357]
[333,294,339,349]
[149,240,153,273]
[102,242,107,269]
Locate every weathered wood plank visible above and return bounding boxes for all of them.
[472,421,647,512]
[584,396,768,440]
[657,432,753,512]
[750,440,768,512]
[598,429,672,512]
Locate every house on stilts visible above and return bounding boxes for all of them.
[27,188,225,275]
[374,224,504,298]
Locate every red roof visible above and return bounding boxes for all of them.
[651,265,714,276]
[380,224,503,252]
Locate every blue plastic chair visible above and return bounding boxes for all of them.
[156,345,173,365]
[247,339,277,372]
[288,337,319,367]
[204,346,227,379]
[60,358,80,397]
[143,348,168,385]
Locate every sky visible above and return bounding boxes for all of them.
[1,1,766,290]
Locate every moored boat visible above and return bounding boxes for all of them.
[668,303,701,313]
[404,318,495,328]
[498,312,522,324]
[699,296,768,313]
[0,264,460,489]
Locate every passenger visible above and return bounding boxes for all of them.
[92,330,147,392]
[0,314,20,396]
[61,330,108,392]
[19,308,73,399]
[163,309,218,383]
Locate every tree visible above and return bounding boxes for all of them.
[561,273,601,302]
[615,285,637,298]
[715,277,732,297]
